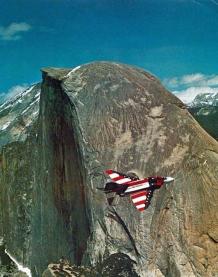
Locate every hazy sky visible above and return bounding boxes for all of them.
[1,0,218,101]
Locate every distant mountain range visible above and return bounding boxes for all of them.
[182,92,218,140]
[189,92,218,108]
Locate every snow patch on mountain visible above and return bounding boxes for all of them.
[66,65,81,76]
[0,121,11,131]
[5,249,32,277]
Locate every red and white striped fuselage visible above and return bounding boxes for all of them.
[100,169,174,212]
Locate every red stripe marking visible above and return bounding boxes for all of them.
[113,176,125,181]
[133,200,146,206]
[138,207,145,211]
[131,191,147,199]
[127,178,149,186]
[105,169,113,175]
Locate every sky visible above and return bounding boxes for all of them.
[1,0,218,102]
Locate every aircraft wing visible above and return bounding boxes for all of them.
[130,189,153,212]
[105,169,132,185]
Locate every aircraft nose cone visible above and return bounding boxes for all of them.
[164,177,174,183]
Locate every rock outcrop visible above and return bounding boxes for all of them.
[0,62,218,276]
[42,253,138,277]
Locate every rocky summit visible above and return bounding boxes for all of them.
[0,62,218,277]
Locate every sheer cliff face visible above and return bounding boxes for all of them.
[31,69,90,274]
[0,85,40,267]
[0,62,218,277]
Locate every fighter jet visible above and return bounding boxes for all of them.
[98,169,174,212]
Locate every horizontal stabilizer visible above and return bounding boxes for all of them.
[105,169,132,184]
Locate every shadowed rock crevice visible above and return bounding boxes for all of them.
[108,208,140,257]
[31,71,90,274]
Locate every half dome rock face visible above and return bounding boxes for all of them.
[38,62,218,276]
[0,62,218,276]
